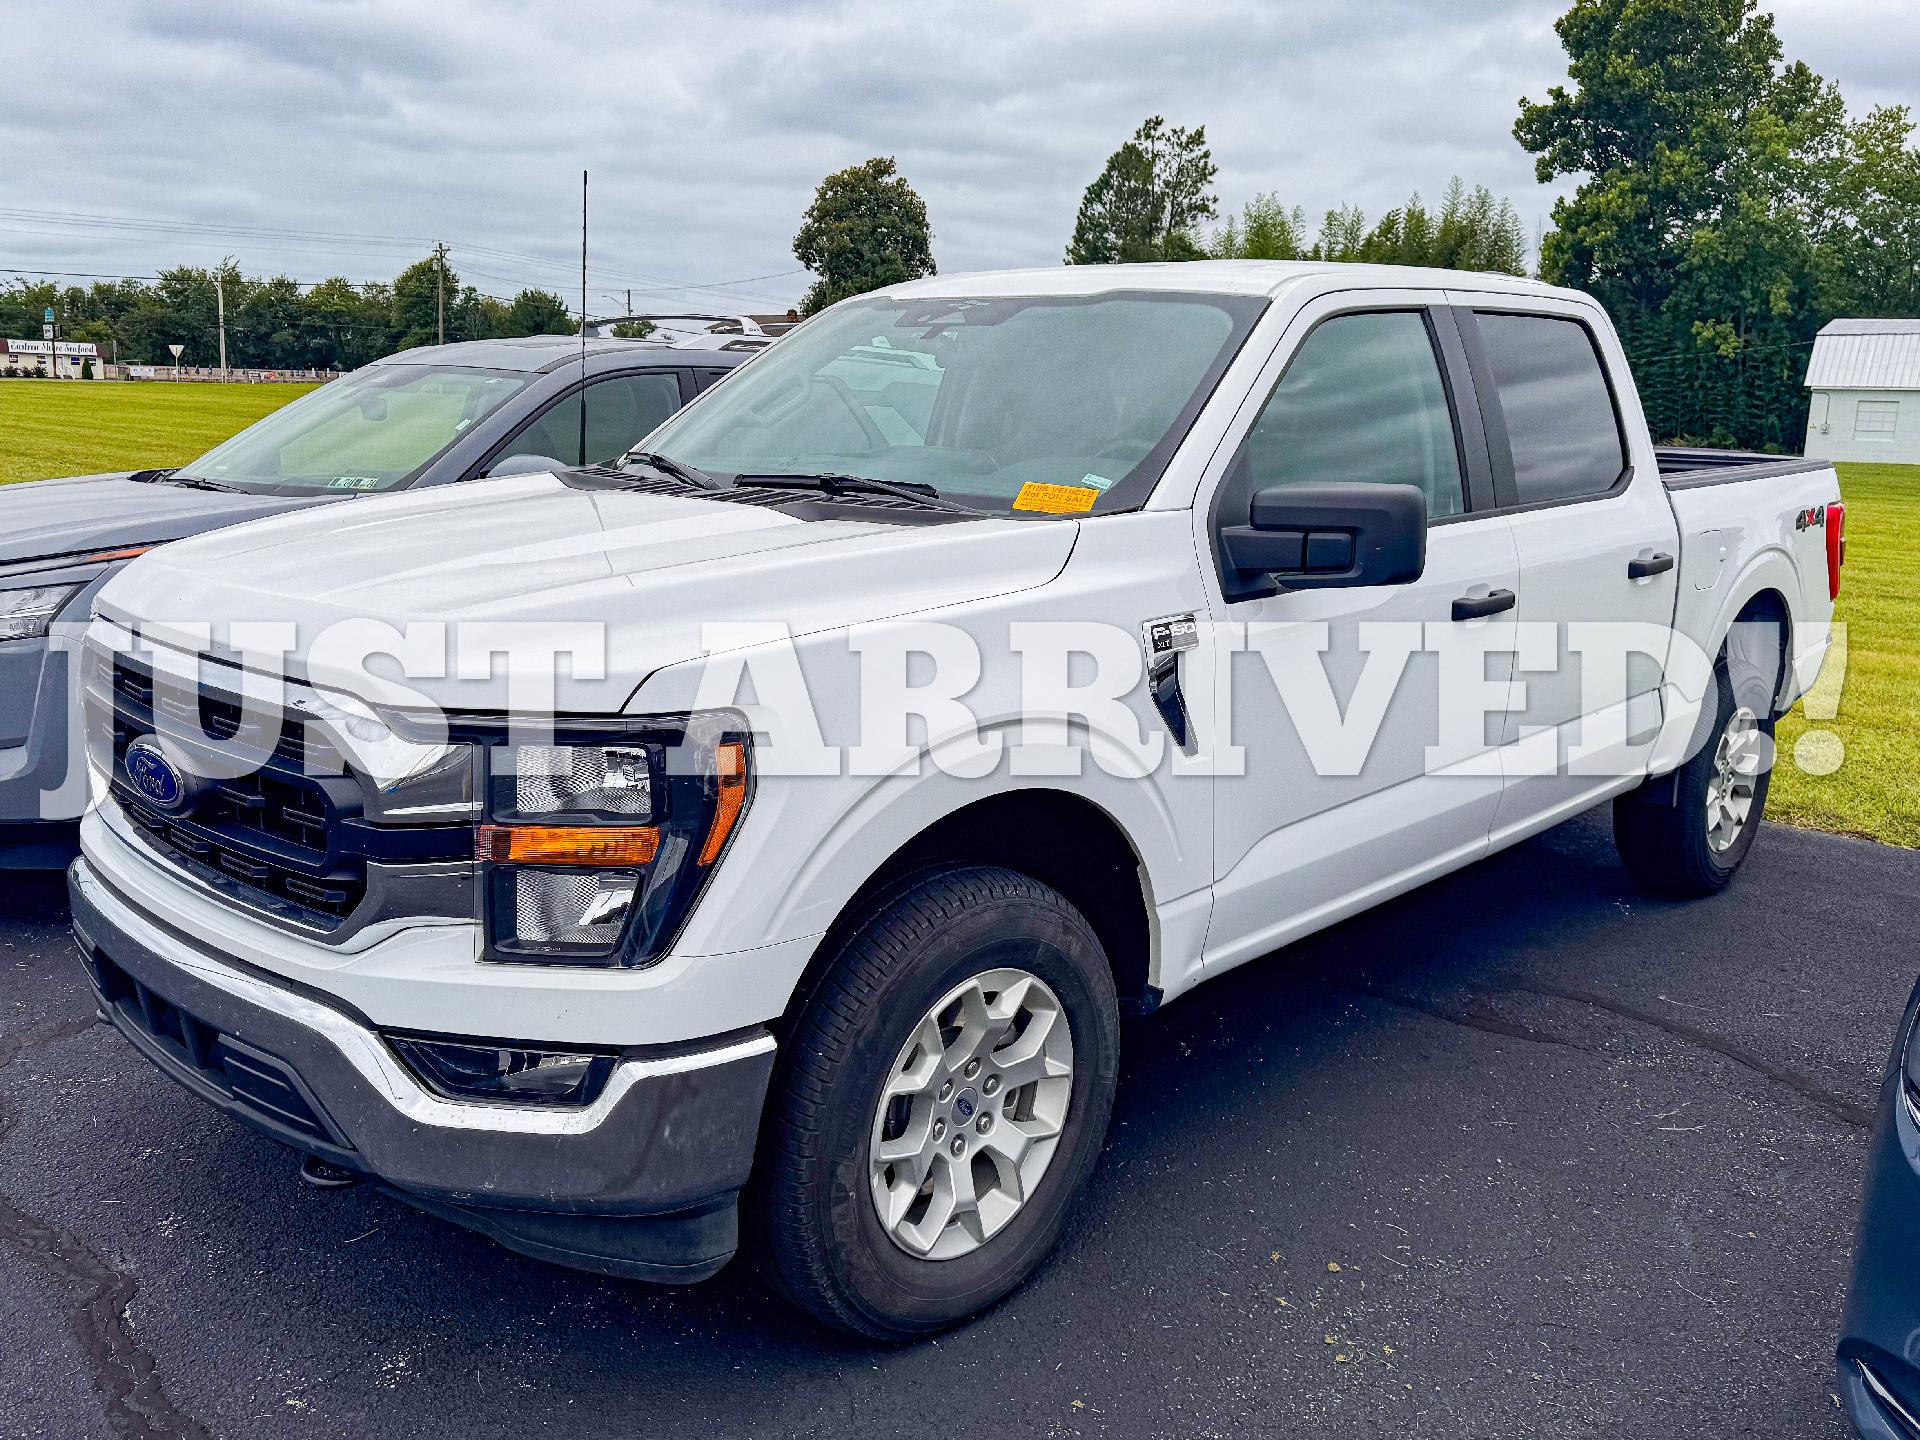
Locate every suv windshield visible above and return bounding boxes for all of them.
[183,364,529,495]
[642,291,1265,515]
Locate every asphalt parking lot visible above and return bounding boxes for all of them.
[2,808,1911,1440]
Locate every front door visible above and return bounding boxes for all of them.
[1200,298,1519,974]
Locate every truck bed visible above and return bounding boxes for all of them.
[1655,446,1832,488]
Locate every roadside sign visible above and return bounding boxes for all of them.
[42,307,53,324]
[168,344,184,364]
[42,323,54,339]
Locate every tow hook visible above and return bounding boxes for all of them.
[299,1154,364,1191]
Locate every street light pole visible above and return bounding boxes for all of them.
[216,272,229,378]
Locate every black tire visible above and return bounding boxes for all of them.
[755,865,1120,1340]
[1614,641,1778,898]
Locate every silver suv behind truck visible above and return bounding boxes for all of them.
[0,336,748,866]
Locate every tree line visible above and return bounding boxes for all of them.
[1062,116,1530,273]
[794,1,1918,451]
[1519,0,1920,449]
[791,126,1531,313]
[0,255,574,371]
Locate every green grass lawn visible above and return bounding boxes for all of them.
[1773,462,1920,848]
[0,379,317,484]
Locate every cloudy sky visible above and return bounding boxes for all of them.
[3,1,1911,316]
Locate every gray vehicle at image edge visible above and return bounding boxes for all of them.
[0,336,748,866]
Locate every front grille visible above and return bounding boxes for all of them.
[109,655,341,773]
[118,801,363,920]
[105,653,368,927]
[83,947,348,1152]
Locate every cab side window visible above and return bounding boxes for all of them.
[507,371,685,468]
[1217,311,1466,528]
[1473,312,1625,504]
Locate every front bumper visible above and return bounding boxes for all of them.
[69,857,777,1283]
[0,631,85,865]
[1838,999,1920,1437]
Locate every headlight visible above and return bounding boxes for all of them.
[465,713,750,967]
[511,743,656,818]
[0,584,80,643]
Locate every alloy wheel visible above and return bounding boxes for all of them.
[1705,705,1763,853]
[867,967,1075,1261]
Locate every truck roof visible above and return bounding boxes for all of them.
[379,334,711,374]
[879,260,1571,302]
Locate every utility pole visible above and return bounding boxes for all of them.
[215,271,228,378]
[434,241,448,345]
[626,287,632,321]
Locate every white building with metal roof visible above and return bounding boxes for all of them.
[1805,318,1920,464]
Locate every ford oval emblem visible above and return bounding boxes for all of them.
[124,737,190,814]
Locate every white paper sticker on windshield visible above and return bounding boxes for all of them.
[1080,472,1116,491]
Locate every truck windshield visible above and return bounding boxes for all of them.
[641,291,1266,515]
[181,364,529,495]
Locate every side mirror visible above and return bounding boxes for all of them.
[483,453,561,480]
[1219,481,1426,602]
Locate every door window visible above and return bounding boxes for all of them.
[1474,313,1625,504]
[1219,310,1467,527]
[506,371,684,467]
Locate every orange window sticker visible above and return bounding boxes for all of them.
[1012,482,1099,514]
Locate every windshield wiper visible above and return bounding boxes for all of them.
[617,450,726,491]
[133,471,246,493]
[729,472,991,516]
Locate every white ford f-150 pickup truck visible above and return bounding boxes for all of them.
[66,262,1843,1338]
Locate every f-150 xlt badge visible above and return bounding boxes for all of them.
[1140,615,1199,755]
[1143,615,1198,658]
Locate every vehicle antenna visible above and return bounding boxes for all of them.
[579,169,589,464]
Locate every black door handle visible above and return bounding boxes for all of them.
[1451,588,1516,622]
[1628,552,1676,579]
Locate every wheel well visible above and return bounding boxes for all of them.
[1728,588,1791,712]
[780,791,1155,1036]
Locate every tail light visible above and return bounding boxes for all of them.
[1827,501,1846,601]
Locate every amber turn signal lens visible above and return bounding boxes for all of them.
[477,823,660,866]
[698,741,748,865]
[83,547,153,563]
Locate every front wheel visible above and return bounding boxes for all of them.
[1614,654,1776,897]
[755,865,1120,1340]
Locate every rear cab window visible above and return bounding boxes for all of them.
[1472,312,1626,506]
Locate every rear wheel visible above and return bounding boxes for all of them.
[756,865,1120,1340]
[1614,646,1777,897]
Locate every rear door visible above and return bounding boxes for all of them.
[1447,296,1681,839]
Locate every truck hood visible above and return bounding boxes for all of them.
[98,472,1078,711]
[0,472,324,569]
